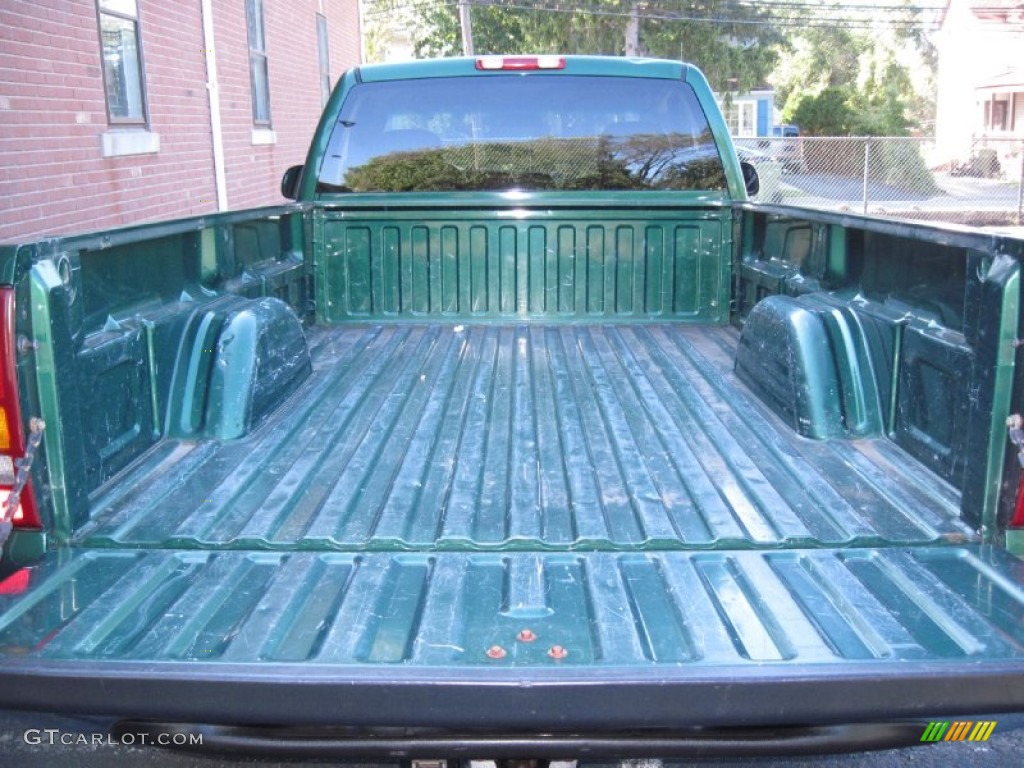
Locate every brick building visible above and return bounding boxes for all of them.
[0,0,361,242]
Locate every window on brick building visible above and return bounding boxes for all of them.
[97,0,147,124]
[247,0,271,125]
[317,13,331,107]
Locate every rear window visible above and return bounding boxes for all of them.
[316,75,727,193]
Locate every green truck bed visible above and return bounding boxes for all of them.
[3,308,1023,729]
[1,55,1023,751]
[81,323,965,551]
[7,317,1017,664]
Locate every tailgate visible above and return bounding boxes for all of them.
[1,544,1023,726]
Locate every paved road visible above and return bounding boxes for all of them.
[778,171,1020,214]
[783,172,933,203]
[1,710,1021,767]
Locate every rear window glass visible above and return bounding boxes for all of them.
[316,75,727,193]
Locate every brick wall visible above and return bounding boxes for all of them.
[214,0,361,211]
[0,0,361,243]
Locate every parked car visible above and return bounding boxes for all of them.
[769,124,808,173]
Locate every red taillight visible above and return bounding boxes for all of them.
[0,287,40,528]
[0,568,30,595]
[475,55,566,71]
[1013,472,1024,528]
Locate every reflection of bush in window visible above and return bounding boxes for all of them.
[338,135,726,193]
[317,75,728,194]
[98,1,145,123]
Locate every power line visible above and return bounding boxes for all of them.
[471,1,942,28]
[361,0,457,20]
[362,0,943,15]
[362,0,945,30]
[469,0,942,15]
[668,0,943,11]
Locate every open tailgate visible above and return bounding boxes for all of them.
[1,544,1023,727]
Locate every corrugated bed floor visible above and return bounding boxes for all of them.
[3,546,1022,663]
[79,323,969,551]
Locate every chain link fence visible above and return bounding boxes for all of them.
[734,136,1024,228]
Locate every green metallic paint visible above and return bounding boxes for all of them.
[200,298,311,441]
[0,529,46,570]
[979,262,1019,540]
[317,209,730,324]
[199,227,218,284]
[0,247,15,285]
[356,55,688,85]
[735,295,887,440]
[28,262,72,541]
[314,191,731,209]
[736,206,1024,539]
[300,68,357,202]
[78,323,970,553]
[10,208,314,537]
[684,65,746,201]
[11,207,306,260]
[1008,528,1024,556]
[1,58,1023,705]
[826,223,848,284]
[888,321,904,435]
[0,245,33,286]
[2,545,1023,669]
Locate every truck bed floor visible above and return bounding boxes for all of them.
[80,323,968,551]
[7,325,1023,704]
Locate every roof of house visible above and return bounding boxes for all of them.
[941,0,1024,26]
[976,66,1024,89]
[970,1,1024,22]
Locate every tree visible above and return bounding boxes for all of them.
[772,18,934,137]
[363,1,935,135]
[364,1,784,94]
[786,88,857,137]
[408,1,529,59]
[773,28,862,112]
[849,50,916,136]
[640,3,783,94]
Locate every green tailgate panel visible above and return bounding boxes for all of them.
[317,209,729,323]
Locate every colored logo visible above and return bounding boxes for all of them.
[921,721,997,742]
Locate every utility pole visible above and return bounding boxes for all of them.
[459,0,475,56]
[625,0,640,57]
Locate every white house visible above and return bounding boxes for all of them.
[935,0,1024,168]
